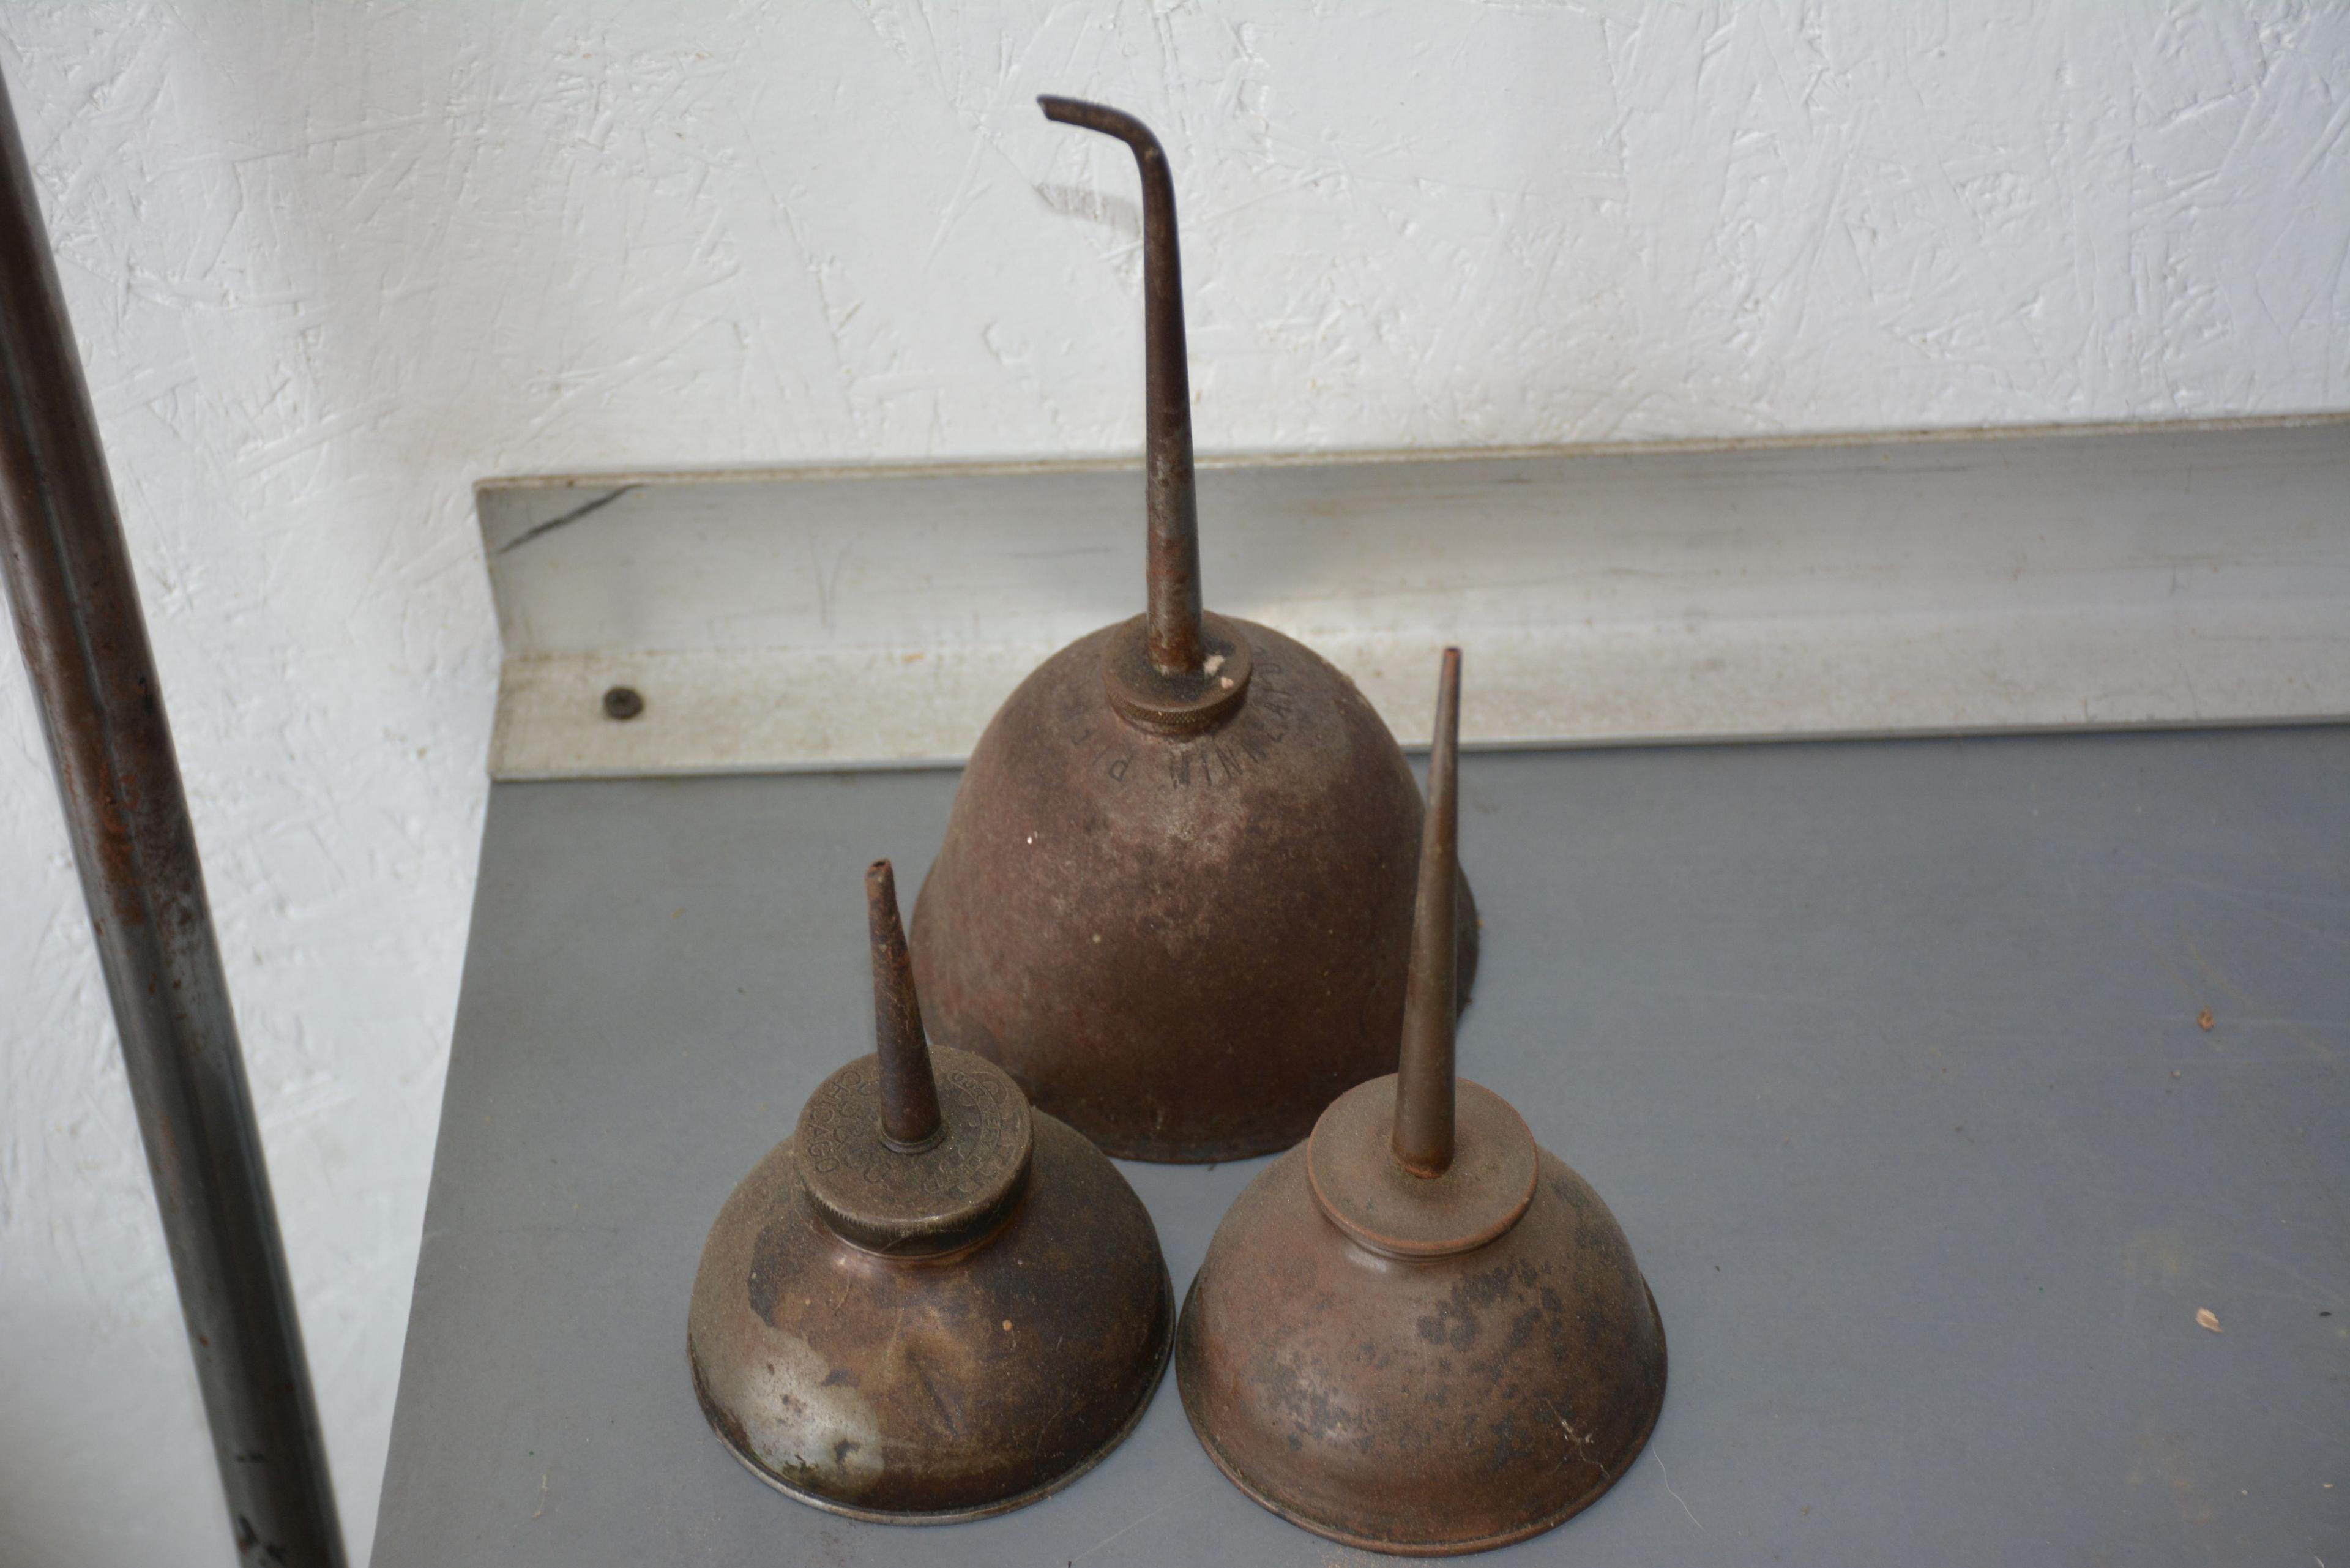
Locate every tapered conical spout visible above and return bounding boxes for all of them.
[866,859,941,1150]
[1039,95,1203,676]
[1391,648,1461,1176]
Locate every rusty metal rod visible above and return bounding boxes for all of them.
[1039,95,1205,676]
[1391,648,1462,1177]
[867,859,942,1150]
[0,71,346,1568]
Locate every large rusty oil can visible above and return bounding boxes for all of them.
[912,99,1476,1163]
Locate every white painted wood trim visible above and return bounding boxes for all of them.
[479,418,2350,778]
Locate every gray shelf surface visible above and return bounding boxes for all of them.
[374,726,2349,1565]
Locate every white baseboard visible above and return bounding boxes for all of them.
[479,417,2350,778]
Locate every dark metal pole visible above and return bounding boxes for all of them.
[0,70,347,1568]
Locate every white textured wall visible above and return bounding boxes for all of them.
[0,3,2343,1562]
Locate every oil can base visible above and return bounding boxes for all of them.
[688,1110,1173,1522]
[690,1253,1173,1525]
[1173,1135,1667,1555]
[1177,1272,1665,1556]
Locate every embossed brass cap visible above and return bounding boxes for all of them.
[1174,651,1669,1555]
[910,96,1477,1163]
[687,861,1173,1521]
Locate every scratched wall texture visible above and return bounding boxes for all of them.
[0,2,2343,1563]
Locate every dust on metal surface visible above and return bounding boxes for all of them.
[686,859,1171,1521]
[1174,651,1668,1555]
[911,96,1475,1164]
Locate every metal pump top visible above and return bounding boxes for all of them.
[1303,649,1539,1261]
[790,862,1034,1256]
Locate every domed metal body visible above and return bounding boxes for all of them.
[687,863,1171,1521]
[1175,652,1668,1555]
[911,95,1474,1163]
[912,615,1462,1162]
